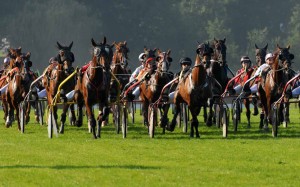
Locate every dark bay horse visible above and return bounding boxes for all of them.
[74,37,114,138]
[5,52,37,129]
[258,44,294,130]
[139,49,173,130]
[42,42,76,133]
[166,44,216,137]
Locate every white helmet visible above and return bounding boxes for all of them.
[138,53,146,62]
[4,57,10,64]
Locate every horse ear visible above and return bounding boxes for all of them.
[69,41,73,49]
[287,45,290,50]
[91,38,97,47]
[103,37,107,45]
[57,42,63,49]
[255,44,259,49]
[223,37,226,43]
[264,43,268,50]
[276,44,280,48]
[214,38,217,42]
[167,49,171,55]
[17,47,22,52]
[157,49,161,54]
[124,41,127,46]
[26,52,31,58]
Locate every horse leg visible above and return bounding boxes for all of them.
[244,98,251,128]
[206,98,214,127]
[86,104,97,139]
[166,101,181,132]
[282,98,290,127]
[203,104,208,123]
[96,104,110,138]
[190,106,200,138]
[25,102,31,124]
[160,103,170,134]
[142,102,149,127]
[252,97,259,116]
[59,103,69,134]
[74,90,83,127]
[5,94,13,127]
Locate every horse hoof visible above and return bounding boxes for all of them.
[35,115,40,123]
[166,125,175,132]
[101,121,107,127]
[75,120,82,127]
[206,120,213,127]
[263,125,269,132]
[252,108,259,116]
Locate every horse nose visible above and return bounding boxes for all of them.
[162,63,168,72]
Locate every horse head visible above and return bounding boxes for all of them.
[156,49,172,73]
[196,41,214,67]
[112,41,129,69]
[255,43,268,67]
[143,47,157,70]
[275,44,294,69]
[7,47,22,69]
[213,37,227,65]
[91,37,114,70]
[56,41,74,73]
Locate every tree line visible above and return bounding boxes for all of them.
[0,0,299,72]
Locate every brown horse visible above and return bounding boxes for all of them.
[166,42,217,137]
[5,52,37,130]
[0,47,22,122]
[139,49,173,131]
[74,37,114,138]
[110,41,131,101]
[258,44,294,130]
[42,41,77,133]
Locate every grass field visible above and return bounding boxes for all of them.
[0,105,300,187]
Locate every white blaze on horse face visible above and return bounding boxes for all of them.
[187,74,194,94]
[150,75,156,92]
[13,79,18,93]
[161,61,168,72]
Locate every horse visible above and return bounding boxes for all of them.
[258,44,295,130]
[166,42,217,137]
[74,37,114,138]
[139,49,173,131]
[110,41,131,102]
[5,52,37,130]
[0,47,22,123]
[42,41,77,133]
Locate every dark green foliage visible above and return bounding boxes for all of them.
[0,0,299,72]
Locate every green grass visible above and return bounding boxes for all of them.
[0,105,300,187]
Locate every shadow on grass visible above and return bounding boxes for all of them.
[0,164,161,170]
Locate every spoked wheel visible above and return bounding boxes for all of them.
[37,101,44,125]
[182,103,188,133]
[47,107,58,138]
[121,106,127,138]
[271,106,279,137]
[19,101,25,133]
[222,107,229,138]
[113,104,121,134]
[148,106,157,138]
[232,99,241,132]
